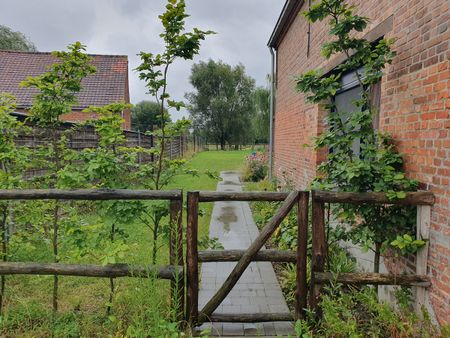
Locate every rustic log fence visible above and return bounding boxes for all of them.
[186,189,434,327]
[0,187,434,325]
[309,190,434,313]
[0,188,185,319]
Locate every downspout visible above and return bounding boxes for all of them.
[268,47,275,181]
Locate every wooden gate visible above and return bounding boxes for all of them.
[186,190,309,325]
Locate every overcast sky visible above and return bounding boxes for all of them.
[1,0,285,120]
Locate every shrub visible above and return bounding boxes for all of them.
[242,151,268,182]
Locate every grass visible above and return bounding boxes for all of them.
[0,150,248,337]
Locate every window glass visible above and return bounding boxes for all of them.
[334,85,363,156]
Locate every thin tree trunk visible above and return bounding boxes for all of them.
[152,217,160,265]
[374,241,382,298]
[107,223,115,316]
[0,205,7,314]
[52,202,60,313]
[374,242,381,274]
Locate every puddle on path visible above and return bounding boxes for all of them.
[222,180,239,185]
[217,205,237,232]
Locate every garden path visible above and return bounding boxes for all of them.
[196,171,294,337]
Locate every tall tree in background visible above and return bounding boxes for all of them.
[252,86,270,144]
[131,100,169,132]
[186,59,255,150]
[0,25,37,51]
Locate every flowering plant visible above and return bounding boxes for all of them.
[243,151,267,182]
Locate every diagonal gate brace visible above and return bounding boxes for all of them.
[198,191,299,323]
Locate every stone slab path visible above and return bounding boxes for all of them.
[196,171,294,337]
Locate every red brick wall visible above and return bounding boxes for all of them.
[62,110,132,130]
[274,0,449,324]
[16,109,132,130]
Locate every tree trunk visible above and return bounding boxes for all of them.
[152,217,160,265]
[52,202,60,313]
[374,241,382,298]
[0,205,7,314]
[374,242,381,274]
[107,223,116,316]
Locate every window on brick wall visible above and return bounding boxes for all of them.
[332,67,381,156]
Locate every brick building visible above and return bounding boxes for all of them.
[268,0,449,324]
[0,50,131,130]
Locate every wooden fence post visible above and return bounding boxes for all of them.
[309,190,326,312]
[169,192,184,322]
[415,205,431,314]
[296,191,309,319]
[186,192,199,325]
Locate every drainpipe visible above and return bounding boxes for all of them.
[268,47,275,181]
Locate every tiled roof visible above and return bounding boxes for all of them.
[0,50,129,110]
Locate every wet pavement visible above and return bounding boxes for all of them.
[196,171,294,337]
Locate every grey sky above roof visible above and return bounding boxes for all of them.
[0,0,285,120]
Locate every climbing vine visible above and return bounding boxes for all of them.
[295,0,421,273]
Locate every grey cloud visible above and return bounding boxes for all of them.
[0,0,285,120]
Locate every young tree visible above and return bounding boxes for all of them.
[135,0,212,265]
[252,86,270,144]
[79,102,135,315]
[136,0,213,189]
[0,25,37,51]
[296,0,419,273]
[0,95,31,314]
[186,59,255,149]
[21,42,96,312]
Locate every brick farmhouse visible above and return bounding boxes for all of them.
[0,50,131,130]
[268,0,449,324]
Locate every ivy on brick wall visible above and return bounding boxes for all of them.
[295,0,422,273]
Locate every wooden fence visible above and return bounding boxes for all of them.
[309,190,434,314]
[14,119,189,162]
[0,188,185,320]
[0,188,434,325]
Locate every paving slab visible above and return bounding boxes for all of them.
[197,171,294,337]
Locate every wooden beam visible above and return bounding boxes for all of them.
[0,189,182,201]
[309,194,326,311]
[198,249,296,263]
[199,191,299,323]
[313,190,434,206]
[415,205,431,313]
[209,312,294,323]
[315,272,431,287]
[0,262,182,280]
[186,192,199,325]
[198,191,290,202]
[296,191,309,320]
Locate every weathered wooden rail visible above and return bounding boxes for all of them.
[186,190,309,326]
[0,188,185,319]
[0,262,182,279]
